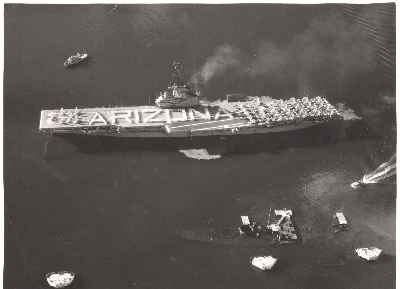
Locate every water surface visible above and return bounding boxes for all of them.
[4,4,396,289]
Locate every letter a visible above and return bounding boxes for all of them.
[89,112,108,125]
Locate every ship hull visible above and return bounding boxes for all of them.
[50,119,344,154]
[39,100,349,155]
[45,118,329,138]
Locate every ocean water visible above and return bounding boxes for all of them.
[4,4,396,289]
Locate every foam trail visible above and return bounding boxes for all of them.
[179,149,221,160]
[336,103,362,121]
[351,154,396,188]
[362,154,396,184]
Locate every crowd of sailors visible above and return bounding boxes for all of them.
[48,96,340,127]
[232,96,341,125]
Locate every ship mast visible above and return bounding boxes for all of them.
[170,61,185,86]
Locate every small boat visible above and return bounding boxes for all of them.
[250,256,278,271]
[45,270,75,288]
[266,208,299,244]
[332,212,349,233]
[355,247,382,261]
[64,52,88,67]
[238,215,263,238]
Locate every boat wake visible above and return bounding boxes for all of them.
[351,154,396,188]
[179,148,221,160]
[336,103,362,121]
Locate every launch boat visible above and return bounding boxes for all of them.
[39,63,345,151]
[64,52,88,68]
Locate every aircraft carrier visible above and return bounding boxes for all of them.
[39,62,345,151]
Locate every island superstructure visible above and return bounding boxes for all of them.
[39,62,343,141]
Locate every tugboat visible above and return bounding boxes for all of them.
[154,61,200,108]
[64,52,88,68]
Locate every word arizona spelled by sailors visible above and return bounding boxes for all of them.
[44,96,340,127]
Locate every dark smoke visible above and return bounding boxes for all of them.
[190,45,242,85]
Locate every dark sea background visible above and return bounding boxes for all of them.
[4,4,396,289]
